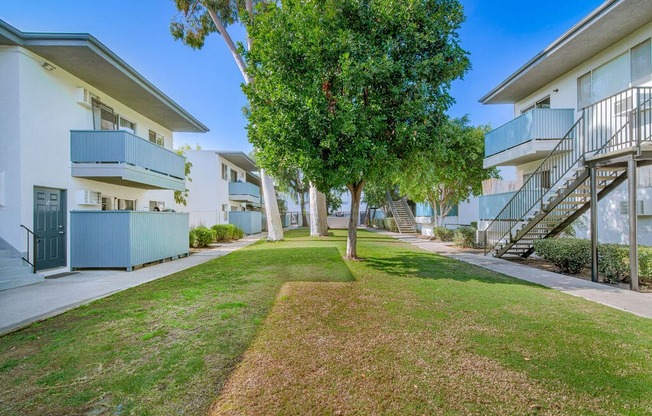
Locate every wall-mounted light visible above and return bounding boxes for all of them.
[553,88,559,93]
[41,61,55,71]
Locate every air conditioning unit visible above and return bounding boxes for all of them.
[75,88,98,108]
[77,190,101,205]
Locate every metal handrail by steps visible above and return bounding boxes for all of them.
[20,224,39,273]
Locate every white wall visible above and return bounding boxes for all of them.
[176,150,254,228]
[514,22,652,115]
[0,46,177,262]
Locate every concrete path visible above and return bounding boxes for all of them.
[0,234,265,335]
[383,232,652,319]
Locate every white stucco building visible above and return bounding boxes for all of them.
[176,150,264,234]
[479,0,652,288]
[0,20,207,289]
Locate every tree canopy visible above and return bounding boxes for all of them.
[399,116,499,226]
[243,0,470,257]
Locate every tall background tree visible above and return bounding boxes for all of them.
[171,0,285,241]
[276,168,310,227]
[244,0,470,258]
[399,116,498,226]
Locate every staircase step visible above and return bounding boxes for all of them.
[0,257,29,271]
[0,250,12,259]
[0,273,44,291]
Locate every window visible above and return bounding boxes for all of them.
[118,199,135,210]
[222,163,229,180]
[92,99,116,130]
[116,115,136,134]
[521,96,550,114]
[148,130,164,146]
[577,39,652,108]
[230,169,238,182]
[102,196,115,211]
[149,201,165,211]
[631,39,652,86]
[222,204,229,221]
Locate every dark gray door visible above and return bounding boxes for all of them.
[34,187,66,270]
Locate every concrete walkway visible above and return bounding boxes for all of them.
[0,234,265,335]
[383,232,652,319]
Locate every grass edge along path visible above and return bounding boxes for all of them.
[0,229,353,416]
[211,230,652,415]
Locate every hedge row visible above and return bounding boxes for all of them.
[533,238,652,283]
[189,224,245,248]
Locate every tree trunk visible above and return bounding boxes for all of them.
[299,191,308,227]
[261,169,284,241]
[346,181,365,259]
[309,183,329,236]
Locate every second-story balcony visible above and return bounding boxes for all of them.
[484,108,575,168]
[229,181,261,205]
[70,130,186,191]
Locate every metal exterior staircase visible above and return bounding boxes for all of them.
[386,194,417,233]
[485,87,652,257]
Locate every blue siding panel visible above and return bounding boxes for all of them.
[229,211,262,235]
[71,211,189,270]
[479,192,517,219]
[228,182,260,198]
[485,109,575,157]
[71,130,186,180]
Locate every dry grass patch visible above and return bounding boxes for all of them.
[211,230,652,415]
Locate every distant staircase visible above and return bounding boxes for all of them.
[485,87,652,257]
[386,194,417,233]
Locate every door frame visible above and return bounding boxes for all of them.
[33,186,67,271]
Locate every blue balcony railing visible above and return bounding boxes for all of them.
[229,211,262,235]
[485,109,575,157]
[71,130,186,189]
[70,211,189,271]
[479,192,517,220]
[228,181,260,198]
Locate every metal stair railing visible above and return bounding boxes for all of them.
[20,224,39,273]
[484,86,652,256]
[397,198,417,231]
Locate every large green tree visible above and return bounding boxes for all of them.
[399,116,499,227]
[171,0,285,241]
[243,0,470,258]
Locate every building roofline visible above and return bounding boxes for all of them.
[479,0,627,105]
[0,19,209,133]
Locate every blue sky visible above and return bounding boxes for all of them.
[2,0,604,152]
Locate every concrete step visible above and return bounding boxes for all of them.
[0,250,12,259]
[0,265,34,279]
[0,257,29,271]
[0,273,44,291]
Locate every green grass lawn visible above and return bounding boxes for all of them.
[2,229,652,415]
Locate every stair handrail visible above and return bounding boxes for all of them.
[399,198,418,228]
[484,86,652,256]
[20,224,39,273]
[483,116,584,255]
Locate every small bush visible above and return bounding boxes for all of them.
[453,227,476,248]
[598,244,629,283]
[533,238,590,274]
[433,227,454,242]
[383,218,398,233]
[194,226,216,248]
[639,247,652,283]
[212,224,245,241]
[226,224,245,240]
[189,227,197,248]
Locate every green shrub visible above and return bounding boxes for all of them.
[211,224,245,241]
[189,227,197,248]
[383,218,398,233]
[194,226,216,248]
[597,244,652,284]
[533,238,590,274]
[453,227,476,248]
[212,224,231,241]
[598,244,629,283]
[433,227,454,242]
[226,224,245,240]
[639,247,652,283]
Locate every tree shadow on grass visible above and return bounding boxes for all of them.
[363,250,541,287]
